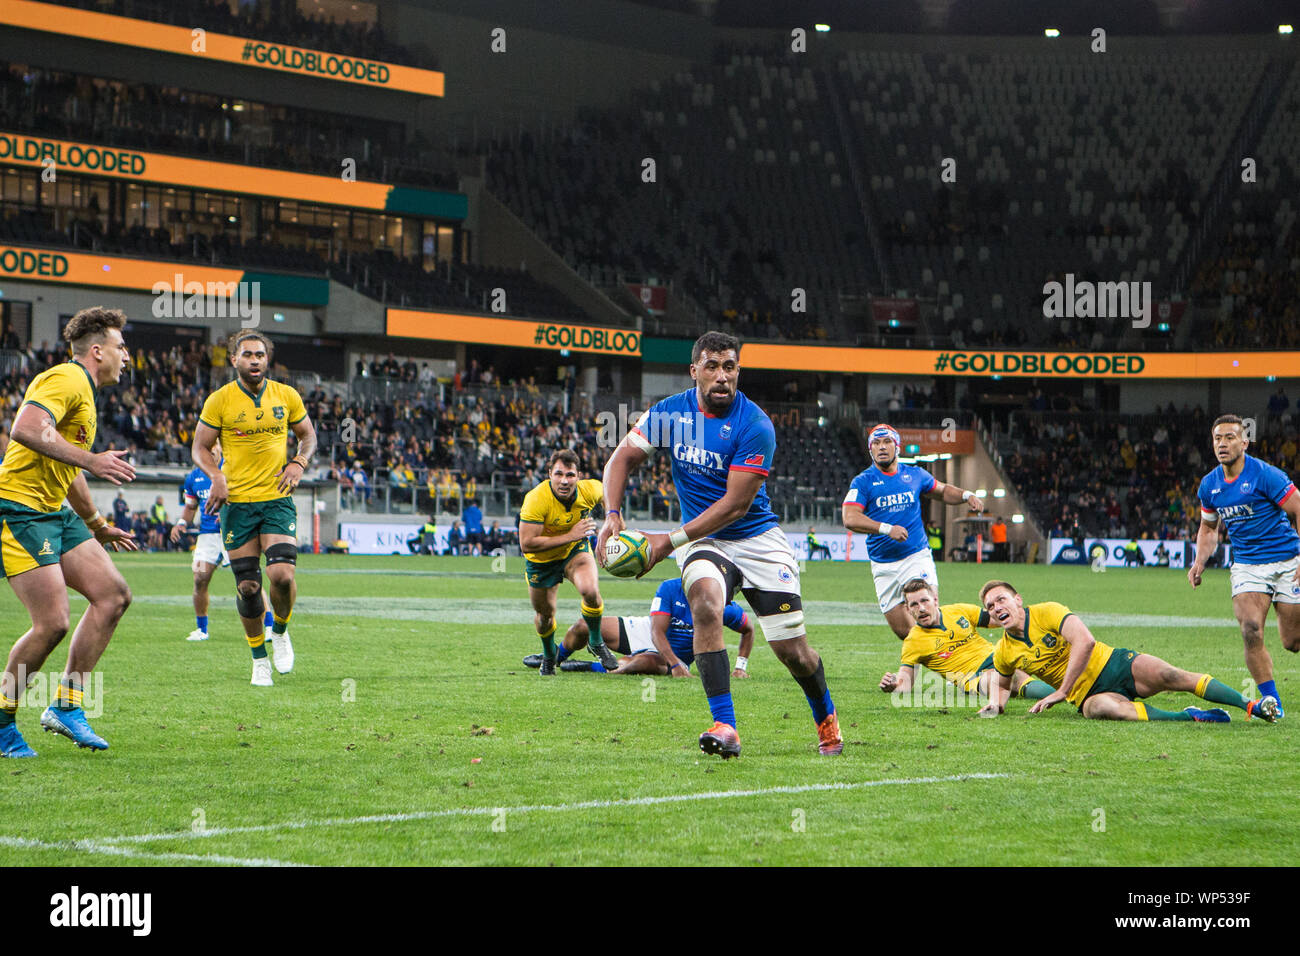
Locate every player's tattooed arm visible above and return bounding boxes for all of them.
[11,403,134,484]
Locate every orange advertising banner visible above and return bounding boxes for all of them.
[387,309,642,357]
[897,428,976,456]
[0,245,241,292]
[742,344,1300,379]
[1,0,444,97]
[0,134,393,209]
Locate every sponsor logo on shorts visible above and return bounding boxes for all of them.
[37,538,53,556]
[225,531,234,543]
[288,523,296,532]
[779,602,791,611]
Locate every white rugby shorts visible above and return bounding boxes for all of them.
[1230,556,1300,604]
[871,548,939,613]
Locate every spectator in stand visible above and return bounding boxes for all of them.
[131,510,150,550]
[112,491,131,530]
[991,515,1009,563]
[463,499,484,556]
[445,520,464,556]
[483,520,505,553]
[148,495,168,552]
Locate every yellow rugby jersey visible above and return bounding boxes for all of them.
[198,379,306,502]
[0,361,97,511]
[519,477,603,563]
[900,603,995,686]
[992,601,1114,706]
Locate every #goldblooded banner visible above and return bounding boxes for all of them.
[387,309,642,357]
[742,343,1299,379]
[1,0,444,97]
[0,245,241,292]
[0,134,465,218]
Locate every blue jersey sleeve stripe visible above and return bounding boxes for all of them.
[729,464,769,475]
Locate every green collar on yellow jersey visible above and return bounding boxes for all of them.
[236,377,269,407]
[70,359,96,395]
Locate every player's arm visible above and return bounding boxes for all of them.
[978,670,1013,717]
[642,469,764,573]
[880,663,915,694]
[596,435,649,560]
[842,501,907,541]
[650,612,689,677]
[927,479,984,512]
[278,414,317,493]
[9,402,134,484]
[1188,509,1220,588]
[66,472,138,552]
[1029,615,1093,714]
[170,497,199,543]
[727,608,755,678]
[1282,490,1300,583]
[192,421,226,515]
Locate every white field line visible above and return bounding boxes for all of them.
[120,593,1243,630]
[81,772,1010,847]
[0,834,308,867]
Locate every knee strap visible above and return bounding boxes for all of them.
[265,543,298,566]
[231,556,263,618]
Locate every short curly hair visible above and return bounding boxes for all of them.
[63,307,127,354]
[228,330,274,363]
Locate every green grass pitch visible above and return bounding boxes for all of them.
[1,554,1296,866]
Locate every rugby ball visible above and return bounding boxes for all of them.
[604,530,651,577]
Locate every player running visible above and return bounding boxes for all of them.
[193,331,316,686]
[975,580,1279,723]
[0,307,138,756]
[169,440,273,642]
[518,449,617,675]
[879,578,1053,702]
[523,577,755,676]
[598,330,843,758]
[842,424,985,640]
[1188,413,1300,717]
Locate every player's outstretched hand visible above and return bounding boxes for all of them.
[967,495,985,512]
[637,531,673,578]
[168,522,184,544]
[96,524,139,552]
[1187,563,1203,588]
[1028,691,1065,715]
[731,666,750,679]
[669,662,692,678]
[204,475,228,516]
[879,671,898,692]
[887,525,909,543]
[977,702,1002,718]
[89,449,135,486]
[595,512,625,566]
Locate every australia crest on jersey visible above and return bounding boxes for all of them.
[273,406,285,420]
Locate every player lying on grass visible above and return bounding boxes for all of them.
[974,580,1280,723]
[879,578,1053,702]
[518,449,617,675]
[523,576,755,675]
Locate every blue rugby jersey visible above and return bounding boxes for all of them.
[650,577,748,657]
[1197,454,1299,565]
[630,387,779,540]
[843,463,936,563]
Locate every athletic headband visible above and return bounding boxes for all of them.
[869,424,900,447]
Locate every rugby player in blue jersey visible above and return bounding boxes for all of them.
[597,331,842,758]
[1190,414,1300,716]
[841,424,985,640]
[170,442,275,649]
[522,577,755,676]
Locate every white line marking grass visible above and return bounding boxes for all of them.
[0,835,307,867]
[73,772,1012,848]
